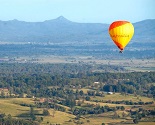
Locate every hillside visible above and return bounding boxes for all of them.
[0,16,155,43]
[133,19,155,43]
[0,16,108,43]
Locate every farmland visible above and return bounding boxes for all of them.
[0,93,155,125]
[0,63,155,125]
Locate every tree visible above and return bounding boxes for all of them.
[0,90,5,97]
[30,107,36,120]
[41,117,43,121]
[113,111,119,119]
[85,96,90,101]
[0,113,5,118]
[79,90,84,96]
[66,97,76,109]
[122,112,126,118]
[109,86,113,92]
[133,118,139,124]
[38,117,44,123]
[118,84,122,92]
[77,100,82,106]
[7,114,12,119]
[52,109,55,117]
[43,109,50,116]
[121,106,125,111]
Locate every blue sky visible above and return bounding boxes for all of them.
[0,0,154,23]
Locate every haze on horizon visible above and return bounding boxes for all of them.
[0,0,155,23]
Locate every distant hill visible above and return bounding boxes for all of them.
[133,19,155,43]
[0,16,155,43]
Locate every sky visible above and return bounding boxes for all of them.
[0,0,155,23]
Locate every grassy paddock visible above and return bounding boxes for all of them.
[0,97,154,125]
[41,110,75,125]
[73,88,92,94]
[0,98,31,117]
[122,122,155,125]
[0,98,75,125]
[91,93,154,102]
[84,114,126,125]
[84,100,130,108]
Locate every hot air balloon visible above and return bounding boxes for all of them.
[109,21,134,53]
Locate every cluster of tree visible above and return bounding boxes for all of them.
[29,107,46,123]
[73,105,116,115]
[105,100,154,105]
[0,63,155,113]
[0,71,155,98]
[130,108,155,123]
[36,102,66,112]
[0,113,39,125]
[0,63,125,75]
[87,90,104,97]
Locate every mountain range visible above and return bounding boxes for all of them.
[0,16,155,44]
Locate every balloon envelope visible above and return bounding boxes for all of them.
[109,21,134,51]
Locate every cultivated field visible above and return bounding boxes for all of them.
[14,56,155,72]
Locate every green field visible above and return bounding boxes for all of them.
[91,93,155,102]
[0,95,155,125]
[0,98,75,125]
